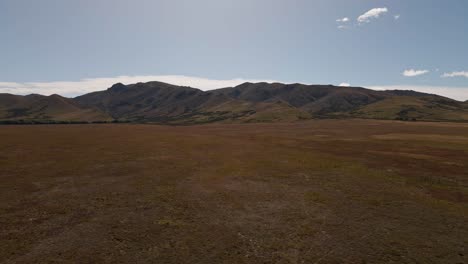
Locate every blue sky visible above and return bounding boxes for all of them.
[1,0,467,100]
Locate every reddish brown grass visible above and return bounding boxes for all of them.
[0,119,467,263]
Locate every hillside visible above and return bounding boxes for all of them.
[346,95,468,121]
[0,93,111,123]
[2,81,468,123]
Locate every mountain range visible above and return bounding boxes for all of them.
[1,81,468,124]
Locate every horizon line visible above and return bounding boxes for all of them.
[1,75,467,101]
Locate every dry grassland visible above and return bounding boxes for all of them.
[1,120,467,263]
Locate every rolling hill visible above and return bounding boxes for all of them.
[0,93,111,123]
[2,81,468,123]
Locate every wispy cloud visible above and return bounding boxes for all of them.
[357,7,388,23]
[394,14,400,20]
[442,71,468,78]
[0,75,278,97]
[403,69,429,77]
[336,17,349,23]
[369,85,468,101]
[336,17,350,29]
[339,83,351,87]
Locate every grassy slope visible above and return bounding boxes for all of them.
[0,94,111,122]
[0,120,466,263]
[166,100,312,124]
[343,96,468,121]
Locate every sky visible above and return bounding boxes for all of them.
[1,0,467,100]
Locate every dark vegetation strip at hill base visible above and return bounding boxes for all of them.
[0,120,129,125]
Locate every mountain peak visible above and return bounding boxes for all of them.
[108,83,127,92]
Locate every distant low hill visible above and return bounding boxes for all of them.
[0,93,111,123]
[2,81,468,124]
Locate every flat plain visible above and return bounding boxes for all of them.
[1,119,467,263]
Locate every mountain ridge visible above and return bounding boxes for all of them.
[2,81,468,124]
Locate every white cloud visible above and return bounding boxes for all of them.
[336,17,349,22]
[357,7,388,23]
[403,69,429,77]
[337,25,349,30]
[442,71,468,78]
[339,83,351,87]
[369,85,468,101]
[0,75,278,97]
[394,14,400,20]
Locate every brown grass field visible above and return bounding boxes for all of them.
[1,120,467,263]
